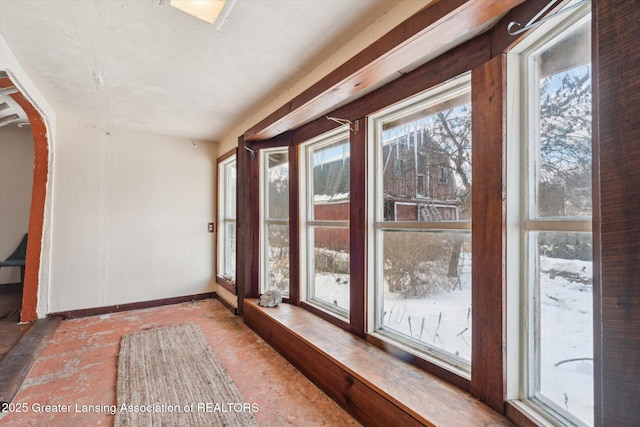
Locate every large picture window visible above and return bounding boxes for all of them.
[369,76,472,374]
[508,4,593,425]
[301,130,350,320]
[217,152,237,283]
[260,148,290,296]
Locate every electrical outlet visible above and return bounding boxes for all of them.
[208,223,215,233]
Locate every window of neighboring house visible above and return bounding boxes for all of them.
[301,129,350,320]
[417,174,426,196]
[394,158,407,178]
[217,152,237,285]
[369,75,472,376]
[383,201,395,221]
[438,166,448,184]
[260,148,290,296]
[507,3,593,425]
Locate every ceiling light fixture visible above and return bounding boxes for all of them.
[169,0,228,25]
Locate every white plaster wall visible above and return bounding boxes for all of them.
[2,33,218,315]
[0,124,34,284]
[48,121,217,312]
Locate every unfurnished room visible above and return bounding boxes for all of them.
[0,0,638,426]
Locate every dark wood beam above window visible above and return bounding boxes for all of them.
[244,0,524,142]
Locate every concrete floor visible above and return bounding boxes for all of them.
[0,298,360,426]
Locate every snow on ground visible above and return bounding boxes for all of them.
[312,253,593,425]
[539,256,593,426]
[313,272,350,312]
[382,262,472,362]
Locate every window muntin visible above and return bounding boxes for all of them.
[218,155,237,280]
[510,5,593,425]
[371,76,472,374]
[260,149,290,296]
[302,131,350,319]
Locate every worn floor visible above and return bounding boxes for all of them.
[0,298,360,426]
[0,284,29,361]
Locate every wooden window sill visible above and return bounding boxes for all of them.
[505,400,565,427]
[216,275,236,294]
[244,299,512,427]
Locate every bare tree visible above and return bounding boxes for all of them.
[539,67,592,218]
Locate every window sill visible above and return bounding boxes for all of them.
[299,301,349,330]
[366,331,471,392]
[505,399,580,427]
[216,275,236,294]
[244,299,512,426]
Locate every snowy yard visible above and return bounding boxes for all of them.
[312,271,350,312]
[539,256,593,425]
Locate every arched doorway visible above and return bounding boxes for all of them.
[0,75,49,322]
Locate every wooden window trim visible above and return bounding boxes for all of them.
[287,144,301,305]
[235,136,258,315]
[349,118,367,338]
[290,32,492,146]
[250,142,261,299]
[244,0,524,142]
[591,2,640,425]
[470,53,508,413]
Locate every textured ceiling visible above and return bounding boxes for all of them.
[0,0,399,141]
